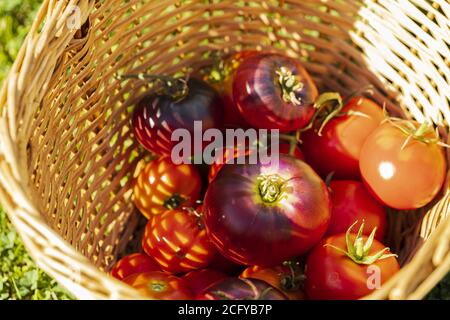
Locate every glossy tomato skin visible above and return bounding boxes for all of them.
[134,156,202,218]
[301,97,385,179]
[132,78,223,157]
[233,53,318,132]
[305,234,399,300]
[197,278,287,300]
[240,265,305,300]
[359,121,446,209]
[208,142,304,183]
[204,154,331,266]
[123,271,193,300]
[142,209,216,274]
[208,50,259,128]
[110,253,160,281]
[182,269,228,296]
[328,180,386,240]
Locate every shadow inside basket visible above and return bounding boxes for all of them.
[27,0,449,280]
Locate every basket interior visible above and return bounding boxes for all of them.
[26,0,450,271]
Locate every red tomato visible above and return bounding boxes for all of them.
[305,224,399,300]
[110,253,160,281]
[133,156,202,218]
[302,97,384,179]
[182,269,228,296]
[240,264,305,300]
[328,180,386,240]
[208,253,243,275]
[123,271,193,300]
[132,78,223,157]
[142,209,216,274]
[197,278,287,300]
[359,120,446,209]
[204,154,331,266]
[205,50,259,128]
[233,52,318,132]
[207,141,304,183]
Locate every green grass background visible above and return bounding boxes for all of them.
[0,0,448,300]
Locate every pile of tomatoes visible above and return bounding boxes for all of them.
[111,51,447,300]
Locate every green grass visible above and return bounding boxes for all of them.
[0,0,448,300]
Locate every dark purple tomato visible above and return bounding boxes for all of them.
[203,154,331,266]
[232,53,318,132]
[197,278,287,300]
[132,78,223,157]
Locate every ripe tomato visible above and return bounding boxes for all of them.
[204,154,331,266]
[123,271,193,300]
[132,78,223,157]
[304,224,399,300]
[197,278,287,300]
[205,50,258,128]
[182,269,228,296]
[301,96,384,179]
[110,253,160,281]
[142,208,216,274]
[208,252,243,275]
[328,180,386,240]
[207,141,304,183]
[240,263,305,300]
[133,156,202,218]
[233,52,318,132]
[359,120,446,209]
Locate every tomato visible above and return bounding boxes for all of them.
[142,208,216,274]
[304,224,399,300]
[208,252,243,275]
[328,180,386,240]
[110,253,160,281]
[240,263,305,300]
[133,156,202,218]
[301,96,385,179]
[197,278,287,300]
[132,77,223,157]
[182,269,228,296]
[123,271,193,300]
[204,50,259,128]
[233,52,318,132]
[204,154,331,266]
[359,120,446,209]
[207,141,304,183]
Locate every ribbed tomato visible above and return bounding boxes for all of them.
[133,156,202,218]
[359,120,446,209]
[233,52,318,132]
[204,154,331,266]
[142,208,216,274]
[123,271,193,300]
[197,278,287,300]
[327,180,386,240]
[110,253,160,281]
[302,96,384,179]
[132,78,223,157]
[182,269,228,296]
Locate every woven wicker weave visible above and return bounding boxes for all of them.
[0,0,449,300]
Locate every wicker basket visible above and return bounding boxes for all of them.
[0,0,449,300]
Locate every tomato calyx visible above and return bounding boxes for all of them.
[163,194,186,210]
[182,206,205,230]
[149,281,167,293]
[276,67,305,106]
[120,73,189,102]
[383,118,449,150]
[257,174,287,203]
[280,261,305,292]
[325,222,397,265]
